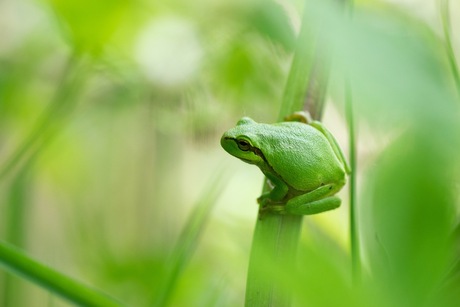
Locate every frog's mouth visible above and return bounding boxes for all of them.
[239,157,255,164]
[238,147,267,166]
[221,136,266,165]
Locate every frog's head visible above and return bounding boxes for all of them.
[221,117,265,166]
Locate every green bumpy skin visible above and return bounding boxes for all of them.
[221,112,350,216]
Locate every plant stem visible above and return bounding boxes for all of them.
[2,159,34,306]
[0,52,85,182]
[277,7,315,121]
[245,3,329,306]
[0,240,124,306]
[245,214,303,306]
[345,82,360,284]
[152,173,224,306]
[440,0,460,97]
[0,51,90,305]
[341,0,360,284]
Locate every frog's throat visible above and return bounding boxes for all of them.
[232,140,297,194]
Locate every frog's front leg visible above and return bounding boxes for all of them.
[257,173,289,207]
[269,183,343,215]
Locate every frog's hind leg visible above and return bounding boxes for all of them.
[285,196,341,215]
[283,183,344,215]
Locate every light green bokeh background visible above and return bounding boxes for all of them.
[0,0,459,306]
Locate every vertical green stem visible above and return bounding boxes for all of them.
[0,52,85,182]
[245,3,329,306]
[440,0,460,97]
[342,0,360,284]
[152,174,224,307]
[345,83,360,284]
[245,214,303,306]
[276,5,315,121]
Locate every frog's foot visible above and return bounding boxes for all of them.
[257,196,267,209]
[257,194,275,207]
[258,204,287,219]
[257,194,284,206]
[285,196,341,215]
[284,111,312,124]
[257,195,287,219]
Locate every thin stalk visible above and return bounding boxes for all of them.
[0,52,85,182]
[2,159,34,306]
[303,57,330,120]
[345,82,360,284]
[152,173,224,307]
[277,6,316,121]
[342,0,360,285]
[0,240,124,306]
[245,3,329,306]
[440,0,460,97]
[0,51,90,305]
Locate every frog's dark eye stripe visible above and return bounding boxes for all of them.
[237,139,251,151]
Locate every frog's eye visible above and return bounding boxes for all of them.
[237,139,251,151]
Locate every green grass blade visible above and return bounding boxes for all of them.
[152,172,225,307]
[245,214,303,306]
[0,240,124,306]
[440,0,460,97]
[0,53,86,182]
[245,2,330,306]
[345,82,360,284]
[2,159,34,306]
[277,4,316,120]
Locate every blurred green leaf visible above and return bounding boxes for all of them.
[305,1,456,127]
[2,0,460,306]
[153,172,225,306]
[438,223,460,305]
[249,0,295,51]
[0,54,87,182]
[48,0,131,54]
[0,240,124,306]
[363,130,457,307]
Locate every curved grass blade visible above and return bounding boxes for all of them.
[440,0,460,97]
[246,2,332,306]
[0,240,124,306]
[152,171,225,307]
[2,157,35,306]
[0,53,87,182]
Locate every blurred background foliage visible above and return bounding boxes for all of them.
[0,0,460,306]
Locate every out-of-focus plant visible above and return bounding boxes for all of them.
[0,0,459,306]
[48,0,132,55]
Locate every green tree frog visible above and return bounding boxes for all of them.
[221,112,350,215]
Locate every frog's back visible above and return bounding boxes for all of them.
[259,122,345,192]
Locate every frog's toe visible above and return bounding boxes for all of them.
[257,195,272,206]
[256,196,265,205]
[258,204,286,215]
[268,205,286,213]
